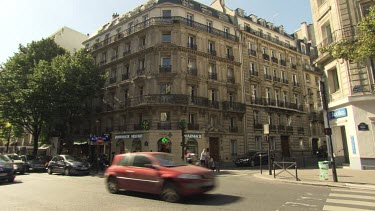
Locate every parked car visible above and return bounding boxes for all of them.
[0,155,16,183]
[28,157,47,172]
[105,152,215,203]
[47,155,91,176]
[234,151,269,167]
[5,154,27,174]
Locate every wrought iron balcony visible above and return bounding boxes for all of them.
[264,74,272,80]
[278,125,286,131]
[208,72,217,80]
[263,54,270,61]
[281,78,289,84]
[188,123,199,130]
[229,127,239,133]
[254,123,263,130]
[273,76,281,82]
[270,125,277,131]
[190,96,209,107]
[249,49,257,57]
[250,70,258,76]
[137,68,145,76]
[187,43,197,50]
[250,97,263,105]
[227,76,235,84]
[271,57,278,64]
[157,122,172,130]
[286,126,294,133]
[280,60,287,66]
[222,101,246,112]
[122,74,129,80]
[226,54,234,61]
[159,65,172,73]
[293,81,300,87]
[298,127,304,134]
[188,68,197,76]
[208,49,217,56]
[209,100,220,109]
[291,64,297,70]
[131,95,190,107]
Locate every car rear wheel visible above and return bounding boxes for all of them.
[161,182,180,203]
[64,168,71,176]
[8,176,15,183]
[107,177,119,194]
[48,167,53,175]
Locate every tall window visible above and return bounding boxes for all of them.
[275,90,280,105]
[255,136,262,151]
[161,84,172,94]
[231,140,237,156]
[283,91,288,103]
[187,14,194,26]
[328,68,340,93]
[209,89,216,102]
[162,32,171,42]
[208,41,215,54]
[162,57,171,66]
[189,113,196,125]
[306,73,310,83]
[250,62,256,73]
[160,112,170,122]
[207,20,213,32]
[251,85,257,99]
[229,92,234,105]
[254,111,259,124]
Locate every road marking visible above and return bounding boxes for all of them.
[326,199,375,207]
[331,188,375,195]
[284,202,317,207]
[323,205,371,211]
[329,193,375,200]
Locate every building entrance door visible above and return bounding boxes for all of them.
[281,136,290,157]
[340,126,350,164]
[312,138,319,155]
[209,137,220,162]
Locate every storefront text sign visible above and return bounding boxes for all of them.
[115,134,143,139]
[329,108,347,120]
[184,133,202,139]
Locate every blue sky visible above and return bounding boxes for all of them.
[0,0,312,64]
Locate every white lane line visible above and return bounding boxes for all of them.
[331,188,375,195]
[330,193,375,200]
[326,198,375,207]
[323,205,372,211]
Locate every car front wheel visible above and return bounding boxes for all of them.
[161,182,180,203]
[107,177,119,194]
[64,168,71,176]
[250,160,255,167]
[47,167,53,175]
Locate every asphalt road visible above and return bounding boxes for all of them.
[0,170,372,211]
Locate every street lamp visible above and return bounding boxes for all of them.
[263,124,272,175]
[179,120,187,161]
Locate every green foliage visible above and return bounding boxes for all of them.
[320,7,375,62]
[0,38,105,155]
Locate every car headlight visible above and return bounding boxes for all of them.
[243,159,249,162]
[13,164,18,169]
[177,174,202,179]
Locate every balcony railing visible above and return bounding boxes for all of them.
[263,54,270,61]
[227,54,235,61]
[249,49,257,57]
[122,74,129,80]
[190,96,209,107]
[298,127,304,134]
[250,70,258,76]
[159,65,172,73]
[208,49,217,56]
[208,100,220,109]
[278,125,286,132]
[137,68,145,76]
[280,60,286,66]
[270,125,277,132]
[273,76,281,82]
[291,64,297,70]
[188,123,199,130]
[249,97,304,111]
[271,57,278,64]
[157,122,172,130]
[229,127,239,133]
[187,43,197,50]
[188,68,197,76]
[293,82,300,87]
[264,74,272,81]
[227,76,235,84]
[87,16,239,52]
[254,123,263,130]
[208,72,217,80]
[286,126,294,133]
[250,97,263,105]
[222,101,246,112]
[281,78,288,84]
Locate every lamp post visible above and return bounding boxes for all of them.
[179,120,187,161]
[264,124,272,175]
[95,120,100,173]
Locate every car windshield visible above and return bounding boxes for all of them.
[0,155,11,163]
[65,155,82,162]
[154,154,186,167]
[7,155,20,160]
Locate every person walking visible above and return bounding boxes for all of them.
[200,149,206,166]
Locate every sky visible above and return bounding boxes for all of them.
[0,0,312,64]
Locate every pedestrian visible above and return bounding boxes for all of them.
[208,157,215,171]
[200,149,206,166]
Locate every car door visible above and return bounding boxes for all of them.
[56,156,66,173]
[129,155,160,194]
[115,155,134,190]
[49,156,59,172]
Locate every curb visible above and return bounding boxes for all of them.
[253,173,375,191]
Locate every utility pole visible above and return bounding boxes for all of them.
[180,120,187,161]
[264,124,271,175]
[319,81,338,182]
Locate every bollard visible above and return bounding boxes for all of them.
[295,163,298,181]
[273,163,275,178]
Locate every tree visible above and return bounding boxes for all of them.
[0,38,105,156]
[0,38,66,156]
[320,7,375,62]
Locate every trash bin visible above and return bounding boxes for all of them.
[318,161,329,180]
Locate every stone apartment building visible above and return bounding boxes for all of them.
[310,0,375,169]
[83,0,323,164]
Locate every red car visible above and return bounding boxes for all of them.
[105,152,215,202]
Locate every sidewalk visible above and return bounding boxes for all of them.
[253,167,375,190]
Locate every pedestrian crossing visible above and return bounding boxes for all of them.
[323,188,375,211]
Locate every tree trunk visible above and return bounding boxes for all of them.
[33,133,39,157]
[5,127,11,153]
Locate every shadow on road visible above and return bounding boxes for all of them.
[0,180,23,186]
[117,191,241,205]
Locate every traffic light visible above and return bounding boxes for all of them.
[324,128,332,135]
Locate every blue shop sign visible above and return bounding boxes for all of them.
[329,108,347,120]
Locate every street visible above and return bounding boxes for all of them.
[0,170,333,211]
